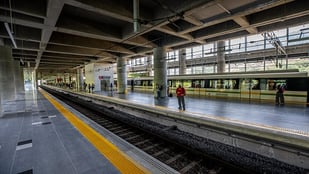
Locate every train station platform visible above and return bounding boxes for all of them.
[0,90,161,174]
[93,90,309,134]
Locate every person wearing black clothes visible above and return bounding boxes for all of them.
[276,84,284,105]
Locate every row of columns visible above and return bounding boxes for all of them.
[0,46,25,116]
[115,40,226,97]
[117,41,225,97]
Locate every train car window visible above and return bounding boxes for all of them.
[267,79,286,90]
[192,80,202,88]
[240,79,251,90]
[234,79,239,89]
[286,78,308,91]
[200,80,205,88]
[168,80,172,88]
[251,79,260,89]
[209,80,214,88]
[135,80,141,86]
[267,79,276,90]
[183,80,191,88]
[260,79,267,90]
[225,79,239,89]
[204,80,210,88]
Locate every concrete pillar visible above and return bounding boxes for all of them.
[117,57,127,94]
[0,46,15,116]
[153,47,167,98]
[32,69,37,90]
[217,40,226,73]
[77,68,84,91]
[146,55,152,76]
[14,60,25,93]
[179,49,186,75]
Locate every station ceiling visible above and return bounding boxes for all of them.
[0,0,309,73]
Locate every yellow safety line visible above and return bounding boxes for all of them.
[40,89,150,174]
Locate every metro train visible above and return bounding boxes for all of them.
[118,70,309,105]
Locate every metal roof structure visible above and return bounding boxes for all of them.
[0,0,309,72]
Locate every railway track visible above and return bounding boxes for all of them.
[42,87,307,174]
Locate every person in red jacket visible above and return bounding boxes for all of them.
[176,84,186,110]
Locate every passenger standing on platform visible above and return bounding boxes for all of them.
[176,84,186,110]
[88,83,91,93]
[84,82,87,91]
[110,83,113,91]
[91,83,95,93]
[276,84,284,105]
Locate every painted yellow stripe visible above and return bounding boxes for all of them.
[40,89,150,174]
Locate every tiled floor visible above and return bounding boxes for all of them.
[0,90,120,174]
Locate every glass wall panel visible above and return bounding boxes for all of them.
[204,65,214,73]
[247,34,265,51]
[288,24,309,46]
[203,43,214,57]
[186,48,192,59]
[192,45,203,58]
[167,50,178,62]
[230,37,245,53]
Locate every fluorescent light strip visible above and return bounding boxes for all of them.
[4,22,17,48]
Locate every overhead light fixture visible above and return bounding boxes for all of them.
[4,22,17,48]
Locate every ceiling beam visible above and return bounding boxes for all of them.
[49,32,135,54]
[178,0,295,35]
[35,0,65,70]
[64,0,132,22]
[41,57,87,62]
[233,16,258,34]
[167,9,309,48]
[0,6,46,19]
[156,26,206,44]
[46,44,117,58]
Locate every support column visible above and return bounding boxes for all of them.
[179,49,186,75]
[146,55,152,76]
[117,57,127,94]
[0,46,16,116]
[14,60,25,94]
[153,47,167,98]
[77,68,84,91]
[32,69,37,90]
[217,40,226,73]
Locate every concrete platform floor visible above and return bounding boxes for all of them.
[0,90,120,174]
[93,90,309,133]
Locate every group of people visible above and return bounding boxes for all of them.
[83,82,95,93]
